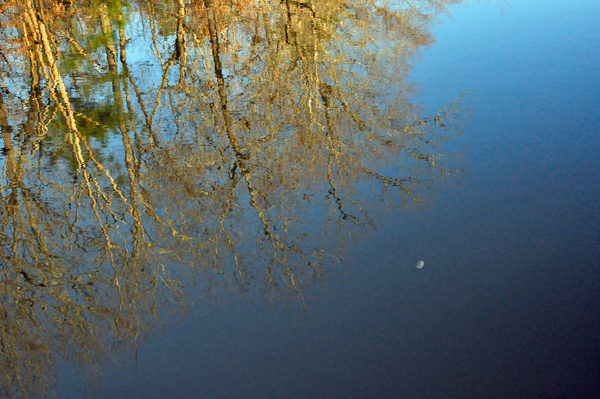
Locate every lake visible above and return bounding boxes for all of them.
[0,0,598,397]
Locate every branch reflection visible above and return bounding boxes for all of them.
[0,0,468,396]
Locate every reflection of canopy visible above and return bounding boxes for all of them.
[0,0,467,396]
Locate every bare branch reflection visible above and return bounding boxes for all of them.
[0,0,469,396]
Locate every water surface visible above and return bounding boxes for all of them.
[0,0,598,397]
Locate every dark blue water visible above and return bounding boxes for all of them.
[53,1,600,398]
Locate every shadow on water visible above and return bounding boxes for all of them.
[0,0,473,397]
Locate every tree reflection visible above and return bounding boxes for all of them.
[0,0,468,396]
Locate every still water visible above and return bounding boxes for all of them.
[0,0,599,397]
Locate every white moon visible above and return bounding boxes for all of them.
[416,260,424,269]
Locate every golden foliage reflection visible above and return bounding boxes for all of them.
[0,0,468,396]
